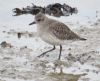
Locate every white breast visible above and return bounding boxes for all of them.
[37,25,63,45]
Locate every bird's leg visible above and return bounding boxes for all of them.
[37,45,55,57]
[58,45,62,60]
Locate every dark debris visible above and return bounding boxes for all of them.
[13,3,78,17]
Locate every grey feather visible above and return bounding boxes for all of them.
[49,21,81,40]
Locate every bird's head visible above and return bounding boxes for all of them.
[35,12,46,24]
[29,12,46,25]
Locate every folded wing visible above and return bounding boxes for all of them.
[49,22,81,40]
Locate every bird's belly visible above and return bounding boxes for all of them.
[39,32,63,45]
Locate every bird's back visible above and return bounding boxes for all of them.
[48,20,85,41]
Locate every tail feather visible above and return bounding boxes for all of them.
[80,38,87,41]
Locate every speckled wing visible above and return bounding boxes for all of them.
[49,22,80,40]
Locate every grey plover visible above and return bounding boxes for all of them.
[30,13,86,60]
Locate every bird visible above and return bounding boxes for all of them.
[30,13,86,60]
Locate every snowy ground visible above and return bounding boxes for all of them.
[0,0,100,81]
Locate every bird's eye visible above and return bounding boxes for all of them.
[37,19,41,22]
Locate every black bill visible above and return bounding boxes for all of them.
[29,21,36,25]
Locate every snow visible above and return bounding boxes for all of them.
[0,0,100,81]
